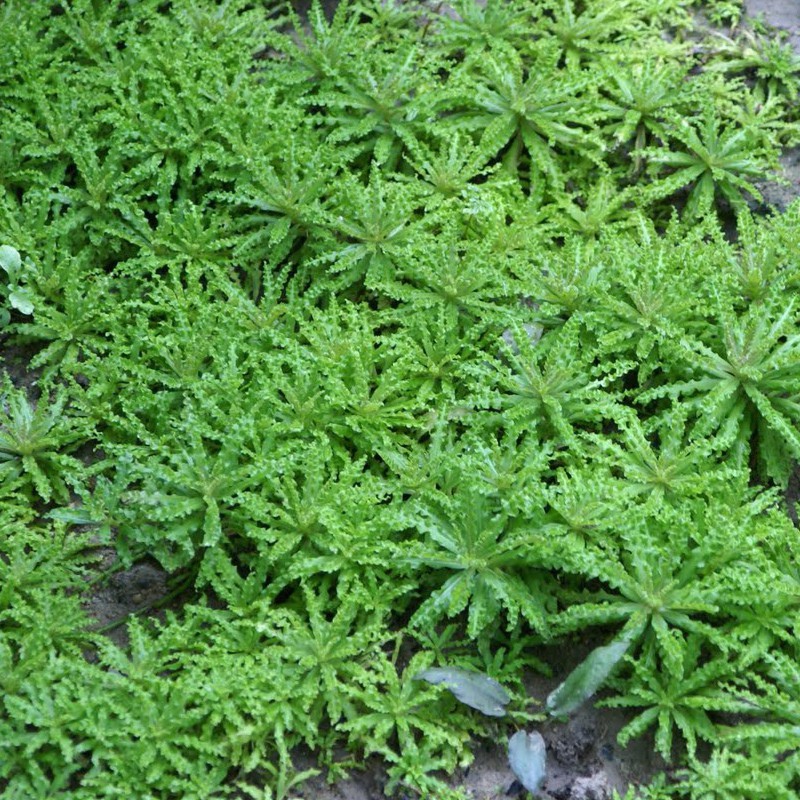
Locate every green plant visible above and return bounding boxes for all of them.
[450,42,601,184]
[643,299,800,486]
[602,642,743,760]
[541,0,655,69]
[582,406,741,514]
[2,1,800,797]
[401,490,555,638]
[0,380,86,503]
[709,25,800,100]
[599,59,690,155]
[644,109,776,215]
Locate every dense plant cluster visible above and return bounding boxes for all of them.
[1,0,799,797]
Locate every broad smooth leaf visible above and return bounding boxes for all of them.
[415,667,510,717]
[9,290,34,315]
[546,633,632,717]
[508,730,547,794]
[0,245,20,278]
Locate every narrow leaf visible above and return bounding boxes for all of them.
[415,667,510,717]
[546,632,632,717]
[508,730,547,794]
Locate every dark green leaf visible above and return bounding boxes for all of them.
[546,633,632,717]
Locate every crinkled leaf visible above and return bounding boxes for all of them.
[508,730,547,794]
[415,667,510,717]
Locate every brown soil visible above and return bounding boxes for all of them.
[290,665,668,800]
[83,558,170,649]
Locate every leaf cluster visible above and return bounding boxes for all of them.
[1,1,799,798]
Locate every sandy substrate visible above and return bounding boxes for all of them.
[745,0,800,209]
[746,0,800,50]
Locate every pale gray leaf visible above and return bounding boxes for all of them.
[415,667,510,717]
[508,730,547,794]
[9,290,34,315]
[0,245,20,278]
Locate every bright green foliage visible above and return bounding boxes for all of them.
[450,41,602,185]
[401,490,555,637]
[0,381,87,503]
[709,23,800,101]
[604,643,745,760]
[582,406,742,515]
[0,516,100,793]
[639,748,799,799]
[644,298,800,485]
[643,109,776,216]
[600,60,692,152]
[1,0,800,798]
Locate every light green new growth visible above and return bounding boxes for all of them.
[1,0,799,797]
